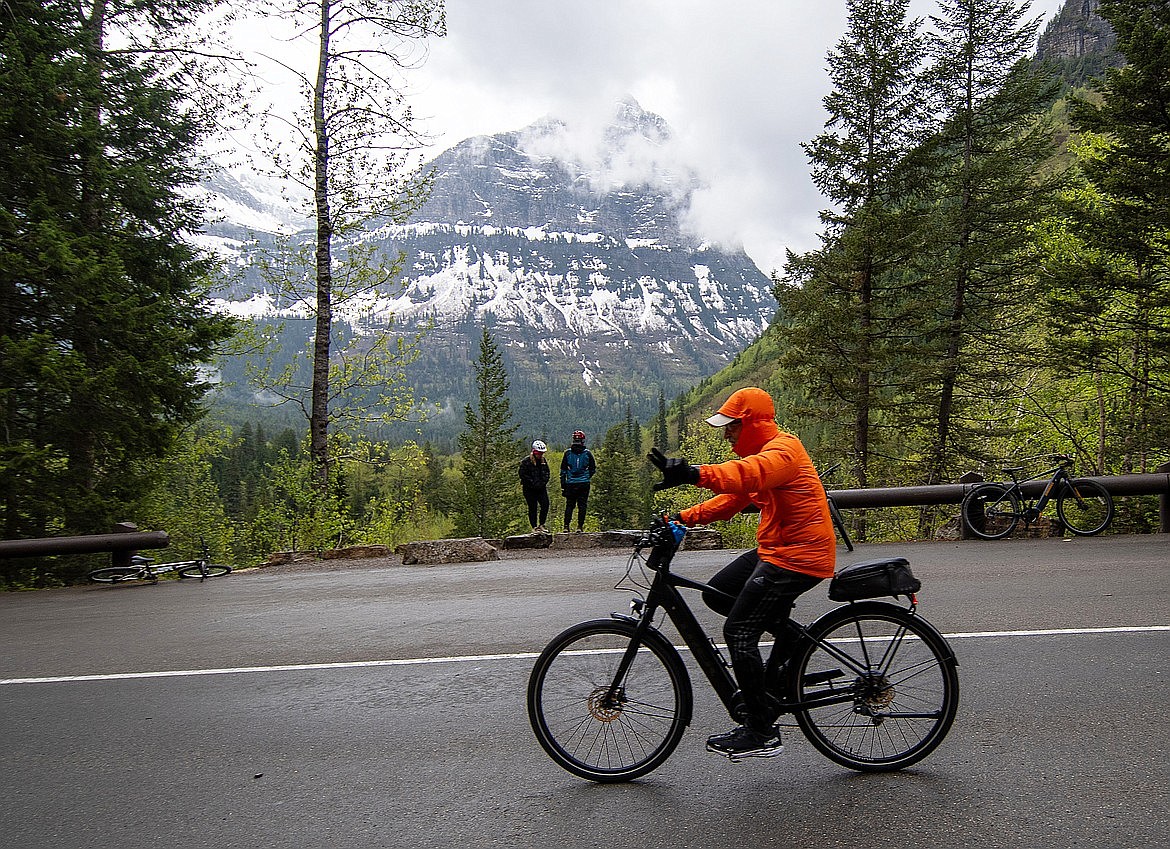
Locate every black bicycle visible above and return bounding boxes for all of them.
[88,538,231,584]
[960,454,1114,540]
[527,516,959,782]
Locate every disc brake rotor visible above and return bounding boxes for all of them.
[587,686,624,722]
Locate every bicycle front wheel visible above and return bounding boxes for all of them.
[961,483,1019,540]
[1056,479,1114,536]
[88,567,147,584]
[527,619,692,782]
[791,602,959,772]
[178,563,232,579]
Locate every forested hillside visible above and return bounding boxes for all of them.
[671,0,1168,541]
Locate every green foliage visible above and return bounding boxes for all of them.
[671,0,1167,548]
[0,0,237,559]
[455,329,522,537]
[591,424,644,530]
[136,427,233,562]
[192,427,452,565]
[1051,0,1170,473]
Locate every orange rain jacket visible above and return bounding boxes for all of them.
[678,388,836,580]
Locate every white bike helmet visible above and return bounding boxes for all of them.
[532,440,547,452]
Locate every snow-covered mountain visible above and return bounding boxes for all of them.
[203,98,777,443]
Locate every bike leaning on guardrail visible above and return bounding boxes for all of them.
[526,514,959,782]
[960,454,1114,540]
[88,538,231,584]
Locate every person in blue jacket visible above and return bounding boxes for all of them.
[559,430,596,533]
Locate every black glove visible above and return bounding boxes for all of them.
[648,447,700,491]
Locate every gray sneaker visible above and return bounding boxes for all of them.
[705,725,784,760]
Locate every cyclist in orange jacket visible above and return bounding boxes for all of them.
[649,386,836,759]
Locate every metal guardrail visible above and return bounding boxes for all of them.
[0,524,170,567]
[827,470,1170,533]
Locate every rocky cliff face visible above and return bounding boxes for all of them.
[1036,0,1120,72]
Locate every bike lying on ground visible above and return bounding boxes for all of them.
[960,454,1114,540]
[527,515,959,782]
[88,539,231,584]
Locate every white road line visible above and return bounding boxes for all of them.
[2,624,1167,686]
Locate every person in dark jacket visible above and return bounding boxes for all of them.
[559,430,596,533]
[519,440,551,532]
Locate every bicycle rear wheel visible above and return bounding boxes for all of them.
[961,483,1019,540]
[791,602,959,772]
[527,619,692,782]
[88,567,147,584]
[178,563,232,579]
[1056,479,1114,536]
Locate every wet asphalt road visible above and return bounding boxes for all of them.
[2,535,1168,849]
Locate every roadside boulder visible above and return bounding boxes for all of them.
[397,537,499,565]
[502,531,554,550]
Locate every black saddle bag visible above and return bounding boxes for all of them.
[828,557,921,602]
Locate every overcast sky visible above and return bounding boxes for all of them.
[236,0,1070,275]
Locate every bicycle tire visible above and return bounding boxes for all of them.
[88,567,148,584]
[178,563,232,579]
[790,601,959,772]
[961,483,1020,540]
[1056,479,1114,536]
[827,497,854,552]
[527,618,692,783]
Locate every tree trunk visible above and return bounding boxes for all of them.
[66,0,109,530]
[310,0,334,493]
[854,259,872,541]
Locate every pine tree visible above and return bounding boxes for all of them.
[455,329,521,537]
[0,0,236,552]
[625,404,642,455]
[912,0,1063,485]
[779,0,928,514]
[1054,0,1170,472]
[591,424,639,530]
[654,391,669,449]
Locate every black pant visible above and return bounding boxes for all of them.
[523,486,549,528]
[703,549,821,731]
[563,482,590,530]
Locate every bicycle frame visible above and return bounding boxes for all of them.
[601,532,899,722]
[1000,460,1076,516]
[129,555,205,578]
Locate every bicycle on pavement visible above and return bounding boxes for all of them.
[88,538,232,584]
[960,454,1114,540]
[526,514,959,782]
